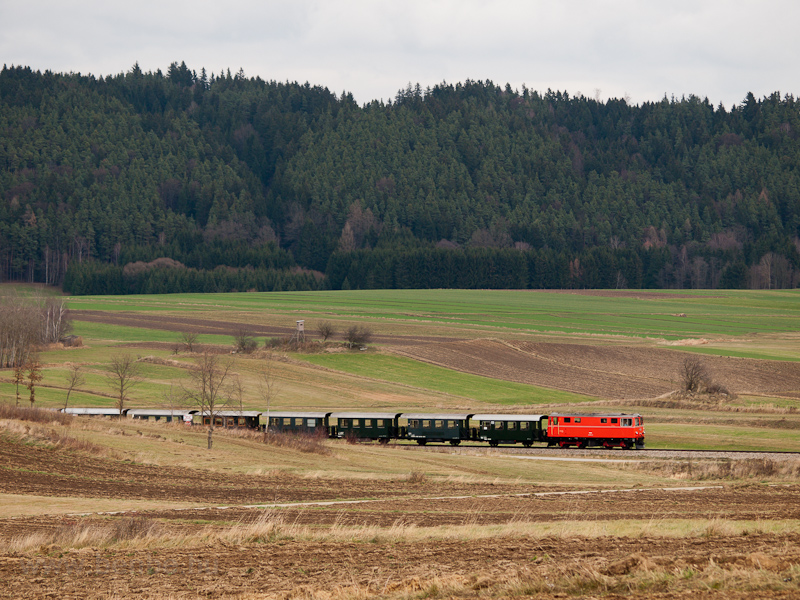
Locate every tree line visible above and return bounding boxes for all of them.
[1,63,799,291]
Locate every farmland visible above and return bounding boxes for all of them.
[1,286,800,598]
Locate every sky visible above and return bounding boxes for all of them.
[1,0,797,107]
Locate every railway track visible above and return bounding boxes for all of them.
[394,442,800,458]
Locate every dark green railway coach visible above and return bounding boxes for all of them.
[404,413,473,445]
[330,412,402,443]
[260,412,332,435]
[474,414,548,447]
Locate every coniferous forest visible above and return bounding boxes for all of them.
[1,62,799,294]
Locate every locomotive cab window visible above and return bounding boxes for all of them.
[611,418,618,424]
[600,418,607,424]
[564,417,571,423]
[622,418,632,426]
[574,417,581,423]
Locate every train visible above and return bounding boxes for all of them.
[62,407,646,449]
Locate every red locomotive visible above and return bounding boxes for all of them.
[547,413,645,449]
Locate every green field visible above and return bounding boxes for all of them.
[2,285,800,451]
[64,288,800,357]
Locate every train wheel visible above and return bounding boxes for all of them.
[449,440,461,446]
[559,441,571,449]
[523,441,532,448]
[379,438,389,445]
[416,439,427,446]
[489,440,499,447]
[577,441,587,449]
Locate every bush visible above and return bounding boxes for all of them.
[344,325,372,348]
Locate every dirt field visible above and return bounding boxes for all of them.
[3,430,800,599]
[393,339,800,400]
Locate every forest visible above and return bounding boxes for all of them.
[1,61,799,293]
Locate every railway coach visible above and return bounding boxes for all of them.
[474,414,548,447]
[547,413,644,449]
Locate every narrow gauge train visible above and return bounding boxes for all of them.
[64,408,645,449]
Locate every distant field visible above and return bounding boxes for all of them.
[299,353,593,405]
[64,288,800,348]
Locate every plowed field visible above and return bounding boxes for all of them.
[393,339,800,399]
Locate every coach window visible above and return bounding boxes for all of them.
[410,420,419,428]
[494,421,503,430]
[552,417,558,425]
[203,417,211,426]
[423,420,431,428]
[283,418,291,426]
[238,417,246,427]
[365,419,372,428]
[520,422,529,430]
[215,417,223,426]
[377,419,385,427]
[308,419,316,427]
[340,419,349,428]
[353,419,360,427]
[435,420,443,428]
[508,422,517,430]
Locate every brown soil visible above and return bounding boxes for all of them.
[3,434,800,598]
[393,339,800,400]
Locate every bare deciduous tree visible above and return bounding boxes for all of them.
[317,321,336,342]
[40,297,72,343]
[344,325,372,349]
[233,327,258,354]
[63,363,85,410]
[258,350,282,437]
[106,354,142,417]
[26,355,43,407]
[184,352,232,450]
[0,296,39,368]
[180,331,199,353]
[681,356,710,393]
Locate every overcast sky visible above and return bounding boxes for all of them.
[1,0,797,107]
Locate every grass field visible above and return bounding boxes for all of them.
[2,285,800,451]
[63,288,800,349]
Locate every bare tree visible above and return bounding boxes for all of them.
[180,331,199,353]
[63,363,86,410]
[40,297,72,343]
[233,327,258,354]
[106,354,142,417]
[13,362,25,407]
[228,372,245,414]
[317,321,336,342]
[344,325,372,349]
[681,356,710,393]
[258,350,283,437]
[26,355,43,407]
[184,352,233,450]
[0,296,39,368]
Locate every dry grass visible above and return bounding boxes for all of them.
[0,403,72,425]
[627,458,800,481]
[0,418,114,457]
[225,427,333,455]
[8,512,800,555]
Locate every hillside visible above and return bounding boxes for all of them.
[1,63,799,291]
